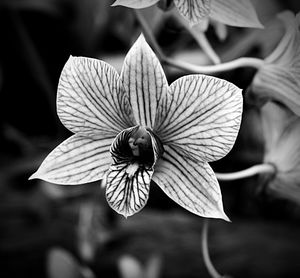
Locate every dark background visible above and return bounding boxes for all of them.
[0,0,300,277]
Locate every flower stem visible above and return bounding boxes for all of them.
[202,219,224,278]
[134,10,264,74]
[215,164,276,181]
[175,14,221,64]
[134,10,165,61]
[164,56,263,74]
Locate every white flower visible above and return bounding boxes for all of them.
[30,35,243,219]
[112,0,262,27]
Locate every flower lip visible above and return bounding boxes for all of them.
[111,126,164,168]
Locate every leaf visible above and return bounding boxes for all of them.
[173,0,211,26]
[120,35,168,128]
[57,56,135,137]
[29,134,112,184]
[118,255,162,278]
[47,248,84,278]
[155,74,243,163]
[210,0,263,28]
[118,255,144,278]
[152,145,229,220]
[111,0,160,9]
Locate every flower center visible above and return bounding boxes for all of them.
[128,127,152,157]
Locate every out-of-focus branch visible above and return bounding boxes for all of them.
[134,10,264,74]
[202,219,225,278]
[174,13,221,64]
[215,164,276,181]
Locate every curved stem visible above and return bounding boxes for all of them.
[134,10,165,61]
[134,10,264,74]
[202,219,223,278]
[215,164,276,181]
[176,13,220,64]
[164,56,263,73]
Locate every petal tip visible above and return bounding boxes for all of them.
[136,33,147,46]
[221,213,231,222]
[28,172,38,180]
[111,1,118,7]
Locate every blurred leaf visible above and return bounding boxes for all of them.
[112,0,160,9]
[211,20,227,41]
[145,255,162,278]
[118,254,161,278]
[47,248,84,278]
[118,255,144,278]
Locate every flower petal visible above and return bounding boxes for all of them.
[111,0,160,9]
[210,0,263,28]
[29,134,112,184]
[120,35,168,129]
[268,177,300,204]
[105,126,162,217]
[252,65,300,116]
[261,102,300,204]
[57,56,135,136]
[260,101,296,153]
[156,74,243,162]
[262,102,300,174]
[105,162,153,218]
[152,145,229,220]
[265,11,300,65]
[173,0,211,26]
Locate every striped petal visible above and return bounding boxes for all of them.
[261,102,300,204]
[120,35,168,129]
[260,101,296,153]
[111,0,160,9]
[173,0,211,26]
[29,134,113,184]
[152,145,229,220]
[57,56,135,136]
[106,162,153,218]
[210,0,263,28]
[105,126,163,217]
[155,74,243,162]
[252,65,300,116]
[265,11,300,65]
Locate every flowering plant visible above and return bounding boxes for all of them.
[112,0,262,28]
[30,35,243,219]
[251,11,300,116]
[261,102,300,203]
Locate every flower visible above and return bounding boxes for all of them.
[251,11,300,116]
[261,101,300,203]
[30,35,243,219]
[112,0,262,28]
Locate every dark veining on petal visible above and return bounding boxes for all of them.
[111,126,164,168]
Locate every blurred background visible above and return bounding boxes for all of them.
[0,0,300,277]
